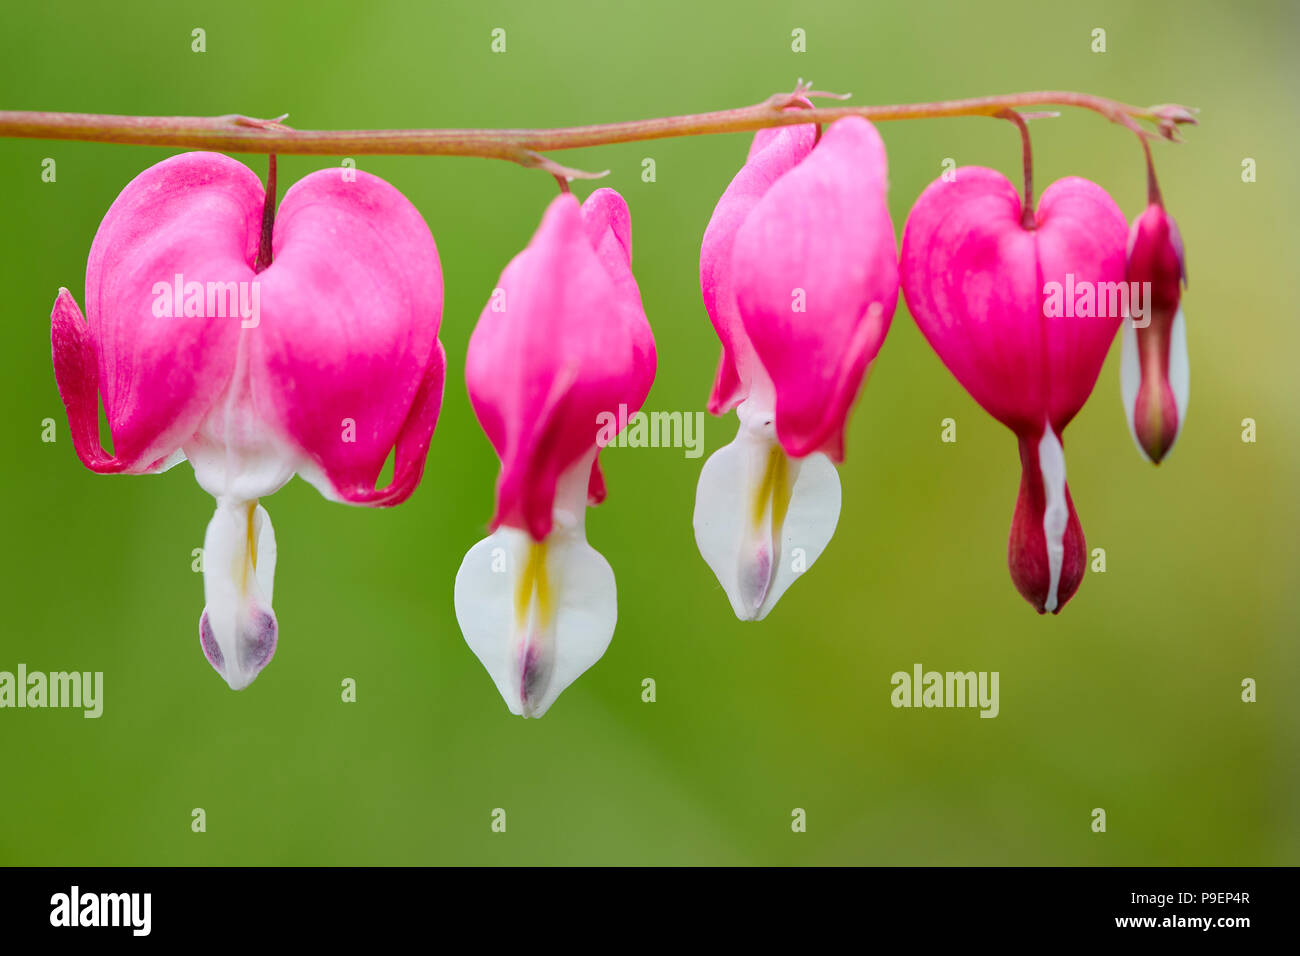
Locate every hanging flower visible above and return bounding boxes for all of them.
[694,115,899,620]
[1121,197,1188,463]
[51,151,446,688]
[454,189,655,717]
[900,167,1127,613]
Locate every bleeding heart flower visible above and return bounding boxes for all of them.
[1121,201,1188,463]
[453,189,655,718]
[51,151,446,689]
[900,167,1127,613]
[694,115,899,620]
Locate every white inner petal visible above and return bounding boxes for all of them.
[1037,426,1069,614]
[1167,305,1190,455]
[145,447,189,475]
[200,499,278,690]
[693,403,841,621]
[186,342,294,690]
[453,452,617,718]
[1120,308,1190,462]
[185,409,297,502]
[1119,319,1148,462]
[185,338,297,502]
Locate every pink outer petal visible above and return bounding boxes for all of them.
[901,168,1128,436]
[466,190,656,540]
[581,188,657,382]
[334,340,447,506]
[249,167,445,506]
[1128,204,1185,307]
[1035,177,1131,431]
[700,119,816,415]
[51,289,129,473]
[67,152,262,472]
[730,117,900,461]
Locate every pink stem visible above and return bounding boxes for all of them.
[0,90,1196,176]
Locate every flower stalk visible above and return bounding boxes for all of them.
[0,85,1197,178]
[998,109,1036,229]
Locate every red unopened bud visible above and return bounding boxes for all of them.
[1008,428,1086,614]
[1121,203,1189,464]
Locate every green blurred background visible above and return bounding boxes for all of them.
[0,0,1295,865]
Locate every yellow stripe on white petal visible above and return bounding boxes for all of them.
[693,407,841,621]
[199,499,278,690]
[454,453,617,718]
[186,381,293,691]
[455,526,616,718]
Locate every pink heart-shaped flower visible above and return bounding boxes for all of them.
[901,167,1128,613]
[51,151,446,688]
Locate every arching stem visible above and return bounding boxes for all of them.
[0,88,1197,181]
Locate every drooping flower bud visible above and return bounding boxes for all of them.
[1121,202,1188,463]
[901,167,1128,613]
[454,189,655,717]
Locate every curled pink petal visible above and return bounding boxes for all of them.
[51,289,129,473]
